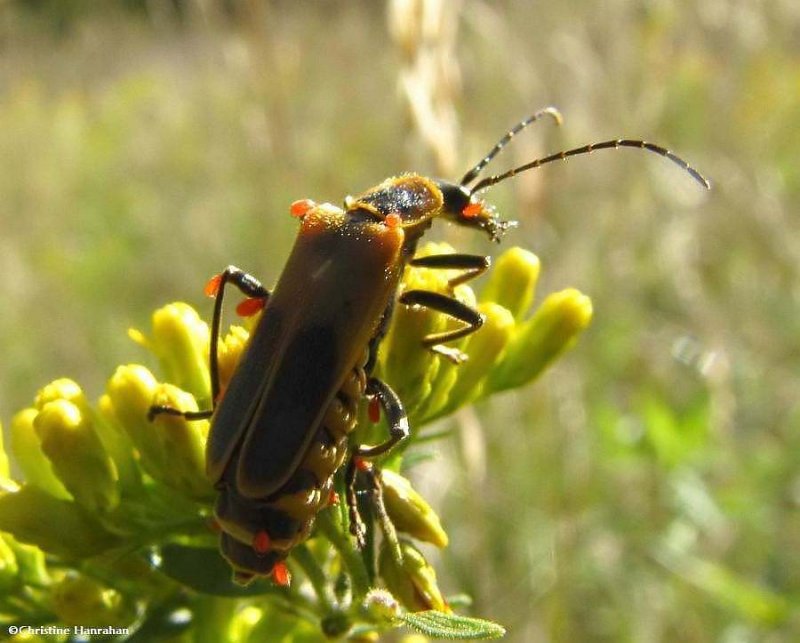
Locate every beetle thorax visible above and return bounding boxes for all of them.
[347,175,443,244]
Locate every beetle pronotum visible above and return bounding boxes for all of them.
[150,107,709,584]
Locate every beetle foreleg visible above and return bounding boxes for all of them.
[398,290,486,364]
[410,253,490,289]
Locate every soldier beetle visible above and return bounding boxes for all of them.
[150,107,709,584]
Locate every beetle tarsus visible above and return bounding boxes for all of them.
[345,458,367,549]
[147,405,213,423]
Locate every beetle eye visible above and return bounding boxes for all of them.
[461,202,483,219]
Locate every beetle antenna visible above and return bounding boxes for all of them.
[459,107,563,187]
[468,139,711,194]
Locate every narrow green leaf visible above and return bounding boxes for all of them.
[399,610,506,639]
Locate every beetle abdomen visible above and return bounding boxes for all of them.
[214,352,369,582]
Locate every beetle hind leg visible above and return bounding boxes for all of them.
[345,458,367,548]
[345,377,409,547]
[147,265,272,423]
[206,266,271,404]
[345,457,397,551]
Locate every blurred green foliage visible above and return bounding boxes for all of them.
[1,0,799,640]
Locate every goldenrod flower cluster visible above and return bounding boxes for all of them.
[0,245,590,641]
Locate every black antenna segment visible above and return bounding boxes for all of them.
[459,107,563,187]
[468,138,711,193]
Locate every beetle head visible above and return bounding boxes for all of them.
[436,180,517,243]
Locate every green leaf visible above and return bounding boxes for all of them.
[0,485,121,557]
[399,610,506,639]
[156,544,276,597]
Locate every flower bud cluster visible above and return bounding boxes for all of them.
[0,245,590,638]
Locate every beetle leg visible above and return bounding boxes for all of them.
[148,265,271,422]
[354,377,409,458]
[345,458,367,548]
[346,377,408,545]
[398,290,485,364]
[345,458,398,552]
[207,266,271,404]
[369,466,401,557]
[364,298,395,376]
[410,253,490,289]
[146,406,213,422]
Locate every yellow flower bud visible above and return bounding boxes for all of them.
[9,409,71,501]
[229,605,264,642]
[92,395,142,495]
[34,400,119,513]
[103,364,165,475]
[415,280,478,419]
[104,364,212,499]
[34,378,140,496]
[0,420,10,481]
[34,378,86,411]
[381,266,447,418]
[131,303,211,403]
[487,288,593,392]
[148,383,213,500]
[480,247,541,321]
[425,302,515,421]
[381,469,448,548]
[379,540,449,613]
[217,324,250,394]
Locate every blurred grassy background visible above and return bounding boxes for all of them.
[1,0,798,640]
